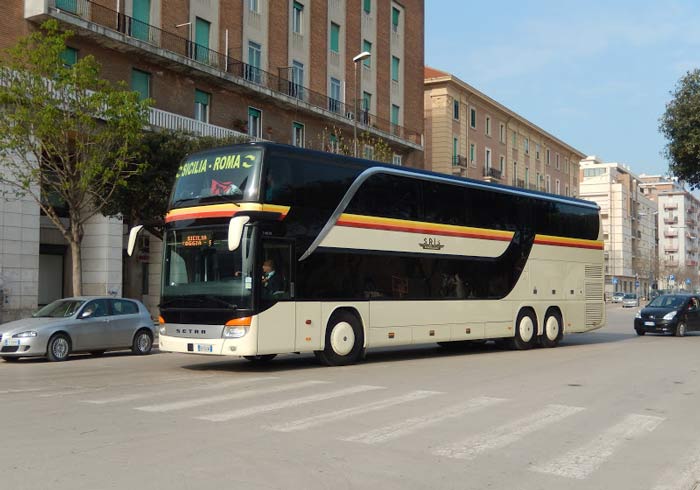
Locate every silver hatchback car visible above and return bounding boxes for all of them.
[0,297,156,362]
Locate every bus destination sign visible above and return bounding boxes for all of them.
[182,233,212,247]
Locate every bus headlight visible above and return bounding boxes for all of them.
[223,326,248,338]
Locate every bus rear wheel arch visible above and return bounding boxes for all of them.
[316,309,365,366]
[540,307,563,348]
[509,308,538,350]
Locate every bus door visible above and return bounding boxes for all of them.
[256,239,296,354]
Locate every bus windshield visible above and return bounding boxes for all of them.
[170,148,263,206]
[162,225,255,310]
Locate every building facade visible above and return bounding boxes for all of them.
[424,67,584,196]
[579,157,657,298]
[0,0,426,321]
[640,175,700,290]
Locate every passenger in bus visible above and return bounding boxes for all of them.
[262,259,283,296]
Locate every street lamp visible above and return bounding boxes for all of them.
[352,51,371,158]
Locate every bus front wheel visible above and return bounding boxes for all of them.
[316,311,365,366]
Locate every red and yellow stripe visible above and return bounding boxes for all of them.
[534,234,604,250]
[165,203,290,223]
[336,213,515,242]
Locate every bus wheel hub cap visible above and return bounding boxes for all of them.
[520,317,534,342]
[546,317,560,341]
[330,322,355,356]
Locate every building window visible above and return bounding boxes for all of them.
[329,77,341,113]
[249,0,259,12]
[131,69,151,101]
[513,162,517,181]
[246,41,262,83]
[555,179,561,195]
[499,123,505,143]
[60,47,78,67]
[362,40,372,67]
[392,154,402,166]
[524,137,529,155]
[330,22,340,53]
[194,89,210,123]
[512,130,516,147]
[453,137,458,165]
[248,106,262,138]
[329,133,339,153]
[363,0,371,14]
[292,1,304,34]
[565,185,570,196]
[536,144,541,160]
[525,167,530,186]
[485,148,492,170]
[391,104,400,127]
[536,172,541,188]
[392,6,400,32]
[391,56,400,82]
[292,122,305,147]
[470,107,476,129]
[290,60,304,99]
[364,144,374,160]
[470,143,476,165]
[546,175,551,193]
[499,155,505,172]
[362,91,372,112]
[453,99,459,120]
[556,153,560,170]
[194,17,211,63]
[485,116,491,136]
[564,158,569,174]
[546,148,551,166]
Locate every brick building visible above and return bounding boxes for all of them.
[424,67,584,197]
[0,0,425,321]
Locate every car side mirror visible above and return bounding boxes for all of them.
[228,216,250,251]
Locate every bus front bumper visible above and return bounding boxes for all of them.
[159,332,258,357]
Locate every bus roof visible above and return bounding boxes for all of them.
[185,142,599,211]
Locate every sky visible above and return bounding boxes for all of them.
[425,0,700,176]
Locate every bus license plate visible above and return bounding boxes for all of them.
[196,344,213,353]
[644,321,655,326]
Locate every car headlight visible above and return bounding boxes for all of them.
[635,310,642,319]
[12,331,37,338]
[223,326,248,338]
[663,311,677,320]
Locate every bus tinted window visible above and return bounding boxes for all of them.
[347,174,422,221]
[423,182,464,225]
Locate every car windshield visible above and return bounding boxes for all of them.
[623,294,636,299]
[33,299,85,318]
[162,225,255,310]
[648,295,686,308]
[614,292,624,297]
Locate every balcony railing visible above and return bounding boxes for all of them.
[46,0,422,146]
[664,203,678,210]
[452,155,466,167]
[149,107,262,141]
[514,179,525,188]
[484,167,502,180]
[664,229,678,238]
[664,216,678,224]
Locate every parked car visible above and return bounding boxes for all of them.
[0,297,155,362]
[622,293,640,308]
[634,294,700,336]
[612,292,625,303]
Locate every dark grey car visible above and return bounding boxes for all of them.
[0,297,155,362]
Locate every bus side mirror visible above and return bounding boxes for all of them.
[127,225,144,257]
[228,216,250,251]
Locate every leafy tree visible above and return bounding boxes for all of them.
[0,20,149,295]
[660,69,700,187]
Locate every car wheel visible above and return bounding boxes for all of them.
[2,356,20,362]
[316,311,365,366]
[132,329,153,355]
[244,354,277,363]
[541,309,563,348]
[47,333,71,362]
[675,322,687,337]
[635,329,646,336]
[509,309,537,350]
[90,350,106,357]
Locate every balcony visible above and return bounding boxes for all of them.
[514,179,525,188]
[33,0,422,150]
[149,107,261,141]
[665,260,679,267]
[484,167,502,181]
[664,216,678,225]
[664,202,678,210]
[452,155,466,167]
[664,229,679,238]
[665,245,679,253]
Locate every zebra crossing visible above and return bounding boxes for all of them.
[5,375,697,488]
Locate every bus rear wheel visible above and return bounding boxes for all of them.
[316,311,365,366]
[540,309,563,348]
[509,309,537,350]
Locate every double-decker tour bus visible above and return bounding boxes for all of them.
[128,142,604,366]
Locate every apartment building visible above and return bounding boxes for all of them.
[424,67,584,196]
[640,175,700,290]
[579,157,657,298]
[0,0,425,321]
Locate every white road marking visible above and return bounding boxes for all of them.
[83,377,277,405]
[136,380,328,413]
[343,396,507,445]
[651,441,700,490]
[532,413,664,480]
[39,387,106,398]
[432,404,585,460]
[268,390,440,433]
[0,387,45,395]
[198,385,385,422]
